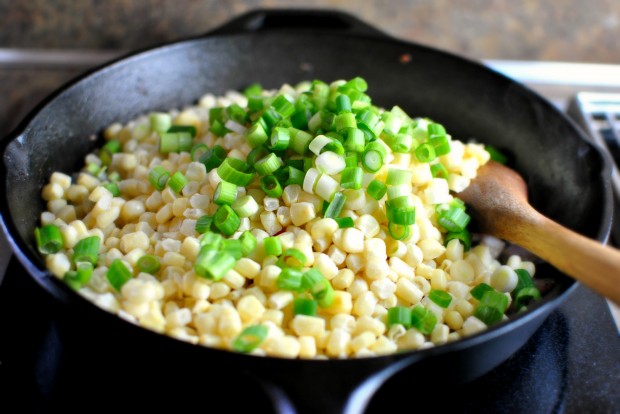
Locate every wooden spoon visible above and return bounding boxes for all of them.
[457,161,620,306]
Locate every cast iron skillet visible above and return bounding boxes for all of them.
[0,9,613,414]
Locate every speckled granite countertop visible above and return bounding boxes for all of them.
[0,1,618,63]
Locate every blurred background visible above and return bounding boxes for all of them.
[1,0,618,62]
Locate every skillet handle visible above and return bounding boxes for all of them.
[207,8,391,39]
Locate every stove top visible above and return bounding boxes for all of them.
[0,53,619,413]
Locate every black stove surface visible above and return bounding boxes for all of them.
[0,257,618,413]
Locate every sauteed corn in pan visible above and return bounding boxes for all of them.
[35,78,541,359]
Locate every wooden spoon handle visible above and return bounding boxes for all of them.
[513,211,620,306]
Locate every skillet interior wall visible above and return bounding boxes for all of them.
[0,0,618,64]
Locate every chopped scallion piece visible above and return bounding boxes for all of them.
[239,231,257,256]
[334,217,355,228]
[199,145,227,172]
[232,325,268,353]
[485,145,508,164]
[35,224,64,254]
[255,153,283,176]
[367,179,387,200]
[428,290,453,308]
[137,255,161,274]
[293,298,318,316]
[415,142,436,163]
[324,192,346,219]
[168,171,188,194]
[277,267,303,291]
[231,195,260,218]
[72,236,100,265]
[340,167,363,190]
[148,165,170,190]
[438,205,470,233]
[213,205,241,236]
[261,175,283,198]
[387,306,412,328]
[444,228,472,251]
[168,125,197,137]
[106,259,133,291]
[475,290,509,325]
[217,158,254,187]
[214,181,238,205]
[410,304,438,334]
[195,215,214,234]
[263,236,283,257]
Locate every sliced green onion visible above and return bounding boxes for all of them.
[361,142,386,173]
[261,107,282,130]
[269,127,291,151]
[248,96,265,112]
[290,110,309,130]
[386,168,413,186]
[387,306,412,328]
[243,83,262,98]
[200,231,223,250]
[86,162,100,176]
[334,217,355,228]
[137,255,161,274]
[226,104,248,124]
[311,278,335,308]
[222,239,243,260]
[106,259,133,291]
[444,228,472,251]
[276,166,305,186]
[35,224,64,254]
[168,125,197,137]
[232,325,268,353]
[168,171,188,194]
[261,175,283,198]
[428,123,450,156]
[410,304,438,335]
[195,250,236,281]
[338,77,368,93]
[148,166,170,190]
[344,152,359,167]
[470,283,494,301]
[217,158,254,187]
[231,195,260,218]
[428,290,453,308]
[415,143,436,163]
[388,222,410,240]
[150,112,172,134]
[191,143,209,161]
[278,248,307,269]
[159,132,193,153]
[277,267,303,291]
[63,271,82,291]
[335,113,357,133]
[367,179,387,200]
[239,231,257,256]
[475,290,509,325]
[324,192,346,219]
[438,206,471,233]
[72,236,100,265]
[387,185,411,200]
[308,110,335,133]
[386,196,416,225]
[247,123,269,147]
[195,215,214,234]
[263,236,283,257]
[430,163,449,179]
[210,119,230,137]
[271,95,296,117]
[388,133,414,153]
[293,298,318,316]
[213,205,240,236]
[344,128,365,153]
[340,167,363,190]
[199,145,227,172]
[214,181,238,205]
[485,145,508,164]
[301,268,325,292]
[255,153,283,176]
[102,182,120,197]
[289,129,313,155]
[513,269,541,310]
[99,139,121,166]
[335,94,352,113]
[75,261,94,285]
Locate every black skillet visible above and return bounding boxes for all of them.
[0,9,612,414]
